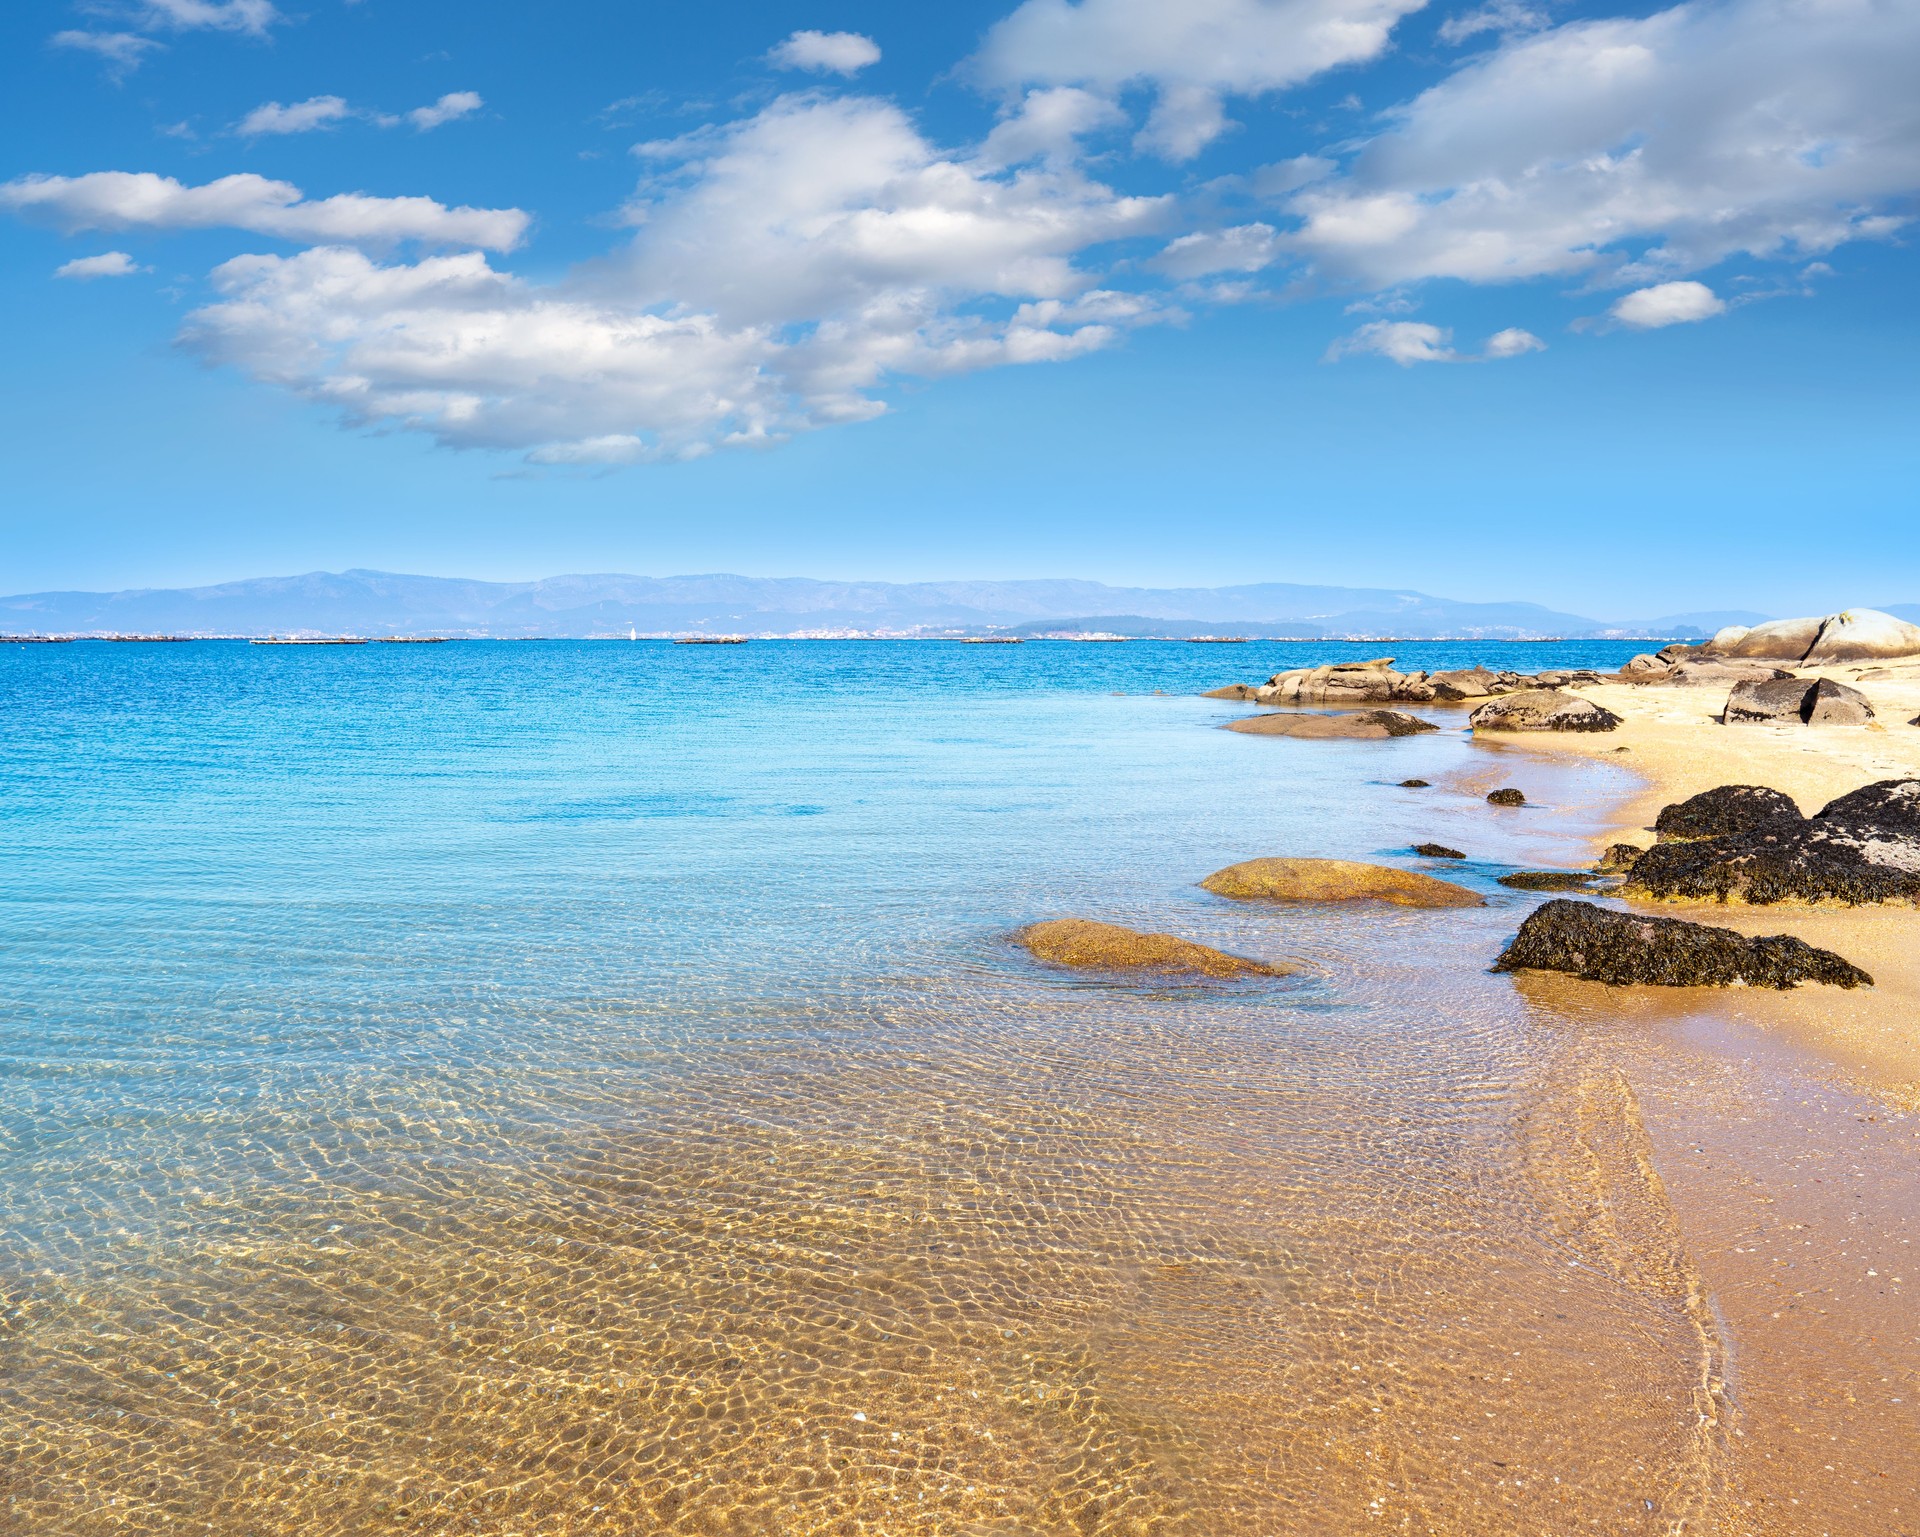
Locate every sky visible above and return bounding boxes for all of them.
[2,0,1916,618]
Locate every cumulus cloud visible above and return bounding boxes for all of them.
[0,171,529,250]
[237,96,353,136]
[1288,0,1920,290]
[55,250,146,279]
[768,30,882,74]
[977,88,1127,169]
[1609,280,1724,328]
[1327,318,1545,361]
[50,29,163,76]
[172,94,1172,465]
[976,0,1431,160]
[131,0,279,34]
[1150,223,1281,278]
[407,91,484,130]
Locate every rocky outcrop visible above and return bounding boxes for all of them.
[1200,858,1483,907]
[1224,709,1438,739]
[1220,659,1607,707]
[1625,777,1920,905]
[1653,785,1802,842]
[1723,677,1874,725]
[1492,899,1871,988]
[1203,684,1257,700]
[1487,788,1527,806]
[1703,608,1920,664]
[1015,920,1293,979]
[1470,690,1623,733]
[1665,660,1794,687]
[1596,842,1648,873]
[1429,667,1501,700]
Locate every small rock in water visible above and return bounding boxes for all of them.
[1487,788,1527,807]
[1223,709,1438,739]
[1015,919,1293,979]
[1201,858,1483,908]
[1399,778,1431,788]
[1492,899,1871,988]
[1413,843,1466,859]
[1497,871,1598,891]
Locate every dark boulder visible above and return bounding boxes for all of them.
[1413,843,1466,859]
[1595,843,1648,873]
[1498,871,1600,891]
[1399,778,1431,788]
[1653,785,1802,842]
[1487,788,1527,807]
[1723,677,1874,725]
[1626,778,1920,905]
[1492,899,1872,988]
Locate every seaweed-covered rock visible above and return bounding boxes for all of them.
[1497,871,1600,891]
[1399,778,1431,788]
[1596,843,1648,874]
[1723,676,1874,725]
[1470,689,1623,733]
[1223,709,1438,739]
[1487,788,1527,807]
[1015,920,1292,979]
[1492,899,1872,988]
[1413,843,1466,859]
[1653,785,1802,842]
[1201,858,1483,907]
[1626,778,1920,905]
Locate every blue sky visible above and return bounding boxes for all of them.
[2,0,1916,618]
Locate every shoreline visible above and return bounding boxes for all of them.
[1491,666,1920,1103]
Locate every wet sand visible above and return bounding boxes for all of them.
[1486,665,1920,1534]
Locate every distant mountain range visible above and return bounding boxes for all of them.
[0,568,1890,640]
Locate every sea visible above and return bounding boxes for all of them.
[3,637,1739,1536]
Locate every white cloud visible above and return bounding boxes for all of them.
[1327,318,1545,360]
[1483,325,1544,355]
[237,96,352,136]
[1150,223,1280,278]
[55,250,146,279]
[50,29,164,75]
[130,0,280,34]
[976,0,1431,160]
[977,88,1127,169]
[768,29,882,74]
[1610,280,1724,328]
[407,91,483,131]
[1288,0,1920,290]
[1437,0,1546,44]
[1326,319,1455,363]
[0,171,529,251]
[172,95,1172,465]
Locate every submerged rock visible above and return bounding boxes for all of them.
[1470,689,1623,732]
[1413,843,1466,859]
[1015,919,1292,979]
[1201,858,1483,907]
[1492,899,1871,988]
[1399,778,1432,788]
[1653,785,1802,842]
[1223,709,1439,739]
[1626,777,1920,905]
[1487,788,1527,807]
[1203,684,1257,700]
[1723,677,1874,725]
[1497,871,1601,891]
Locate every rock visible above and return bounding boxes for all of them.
[1804,609,1920,663]
[1706,616,1826,660]
[1621,653,1674,677]
[1202,684,1257,700]
[1625,778,1920,905]
[1487,788,1527,806]
[1223,709,1439,739]
[1653,785,1802,842]
[1399,778,1431,788]
[1492,899,1871,988]
[1430,667,1500,700]
[1723,677,1875,725]
[1665,660,1793,687]
[1200,858,1483,908]
[1596,843,1647,873]
[1015,919,1292,979]
[1469,689,1623,733]
[1413,843,1466,859]
[1498,870,1600,891]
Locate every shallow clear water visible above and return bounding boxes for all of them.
[1,639,1729,1535]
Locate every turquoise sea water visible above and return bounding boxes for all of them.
[3,639,1722,1536]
